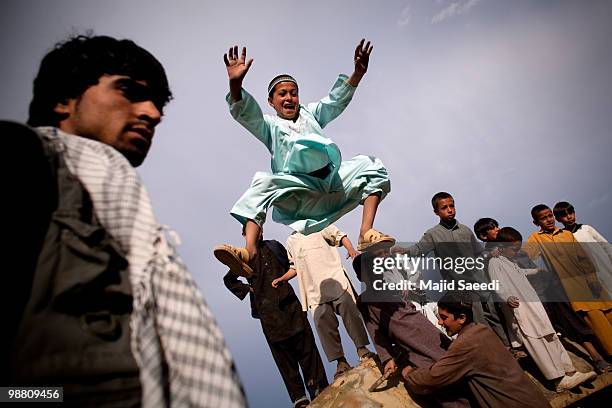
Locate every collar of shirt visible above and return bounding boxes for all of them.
[565,224,583,233]
[538,227,562,236]
[439,219,459,230]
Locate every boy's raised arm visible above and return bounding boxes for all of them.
[347,38,373,87]
[224,45,253,102]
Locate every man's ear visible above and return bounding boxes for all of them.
[532,219,539,227]
[458,314,467,325]
[433,208,439,216]
[267,96,274,108]
[53,98,75,116]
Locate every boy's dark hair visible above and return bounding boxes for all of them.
[28,34,172,127]
[437,291,473,323]
[531,204,550,221]
[431,191,453,210]
[496,227,523,243]
[473,217,499,238]
[553,201,575,219]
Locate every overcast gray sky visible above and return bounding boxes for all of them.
[2,1,611,406]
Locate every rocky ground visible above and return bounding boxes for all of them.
[311,342,611,408]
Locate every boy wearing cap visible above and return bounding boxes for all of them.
[214,39,394,277]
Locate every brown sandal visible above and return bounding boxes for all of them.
[213,244,253,278]
[357,229,396,251]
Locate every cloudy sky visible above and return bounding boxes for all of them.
[2,0,611,406]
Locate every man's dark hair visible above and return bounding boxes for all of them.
[473,217,499,238]
[28,34,172,127]
[431,191,453,210]
[553,201,575,219]
[531,204,550,222]
[437,291,473,323]
[496,227,523,243]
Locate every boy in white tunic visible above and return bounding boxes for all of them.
[554,201,612,298]
[214,40,394,277]
[488,227,596,392]
[272,224,374,378]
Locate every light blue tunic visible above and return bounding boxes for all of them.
[228,74,390,234]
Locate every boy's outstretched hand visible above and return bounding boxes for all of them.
[348,38,373,87]
[354,38,373,75]
[224,46,253,102]
[224,45,253,81]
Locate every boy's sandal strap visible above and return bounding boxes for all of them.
[357,229,396,251]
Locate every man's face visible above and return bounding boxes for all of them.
[556,211,576,228]
[268,82,299,120]
[55,74,161,167]
[434,198,456,223]
[437,307,465,337]
[534,208,556,232]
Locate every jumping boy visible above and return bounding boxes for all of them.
[554,201,612,298]
[223,227,327,407]
[526,204,612,364]
[489,227,596,392]
[214,39,394,277]
[271,224,374,379]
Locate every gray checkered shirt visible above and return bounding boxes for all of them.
[38,127,246,407]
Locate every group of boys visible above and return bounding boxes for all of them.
[375,193,611,406]
[222,189,611,407]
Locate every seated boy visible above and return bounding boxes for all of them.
[223,227,327,407]
[403,292,552,408]
[393,192,510,346]
[489,227,596,391]
[352,251,469,408]
[554,201,612,298]
[214,39,394,277]
[525,204,612,362]
[272,224,374,379]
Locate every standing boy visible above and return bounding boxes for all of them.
[525,204,612,361]
[394,192,510,346]
[272,224,374,379]
[489,227,596,391]
[223,227,327,407]
[554,201,612,298]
